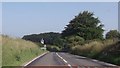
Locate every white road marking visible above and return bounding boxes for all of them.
[63,59,68,63]
[91,59,117,66]
[75,54,117,66]
[24,52,48,66]
[92,60,98,62]
[56,53,72,68]
[68,64,72,66]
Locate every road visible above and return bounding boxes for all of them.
[26,52,117,68]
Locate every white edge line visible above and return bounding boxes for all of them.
[58,53,118,67]
[91,59,117,66]
[56,53,72,68]
[74,55,118,66]
[24,52,48,66]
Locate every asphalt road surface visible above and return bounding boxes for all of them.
[27,52,117,67]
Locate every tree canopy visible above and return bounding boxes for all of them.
[22,32,63,47]
[62,11,104,40]
[106,30,120,39]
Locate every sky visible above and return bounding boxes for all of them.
[118,2,120,32]
[2,2,118,38]
[0,3,2,34]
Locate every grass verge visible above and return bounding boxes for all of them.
[71,39,120,65]
[2,35,47,66]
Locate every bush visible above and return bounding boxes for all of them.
[67,36,85,46]
[47,45,60,52]
[106,30,120,39]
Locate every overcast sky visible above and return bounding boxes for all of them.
[2,2,118,38]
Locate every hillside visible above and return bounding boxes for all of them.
[2,35,46,66]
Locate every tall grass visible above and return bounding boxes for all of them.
[72,39,118,56]
[71,39,120,65]
[2,35,46,66]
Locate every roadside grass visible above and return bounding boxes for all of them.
[2,35,47,66]
[71,39,120,65]
[96,41,120,65]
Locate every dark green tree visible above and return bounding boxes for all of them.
[62,11,104,40]
[67,36,85,45]
[106,30,120,39]
[22,32,63,47]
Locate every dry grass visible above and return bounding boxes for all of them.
[71,39,120,65]
[71,39,118,57]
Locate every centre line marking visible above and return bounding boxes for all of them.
[56,53,72,68]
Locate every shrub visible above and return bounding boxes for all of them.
[47,45,60,52]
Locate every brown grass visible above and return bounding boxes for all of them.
[71,39,118,56]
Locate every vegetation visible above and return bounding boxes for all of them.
[47,45,61,52]
[66,36,85,45]
[97,41,120,65]
[62,11,104,40]
[22,32,64,51]
[106,30,120,39]
[70,39,120,65]
[61,11,120,65]
[21,11,120,65]
[2,35,46,66]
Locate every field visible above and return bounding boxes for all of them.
[2,35,46,66]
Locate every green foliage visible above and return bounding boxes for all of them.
[47,45,60,52]
[68,36,84,42]
[62,11,104,40]
[22,32,64,48]
[66,36,85,46]
[2,35,46,66]
[106,30,120,39]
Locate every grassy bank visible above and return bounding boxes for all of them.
[71,39,120,65]
[96,41,120,65]
[2,35,47,66]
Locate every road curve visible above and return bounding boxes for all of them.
[27,52,117,67]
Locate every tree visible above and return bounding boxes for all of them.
[62,11,104,40]
[67,36,84,45]
[106,30,120,39]
[22,32,63,47]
